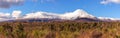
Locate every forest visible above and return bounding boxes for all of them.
[0,21,120,38]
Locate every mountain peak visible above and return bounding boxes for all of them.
[74,9,83,13]
[73,9,95,18]
[59,9,95,20]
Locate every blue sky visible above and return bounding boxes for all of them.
[0,0,120,18]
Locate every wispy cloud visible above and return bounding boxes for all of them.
[101,0,120,4]
[40,0,55,3]
[0,0,24,8]
[0,0,55,8]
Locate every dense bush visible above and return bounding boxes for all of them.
[0,21,120,38]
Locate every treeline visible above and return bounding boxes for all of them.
[0,21,120,38]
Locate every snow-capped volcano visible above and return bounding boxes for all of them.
[60,9,95,20]
[73,9,95,18]
[0,9,120,22]
[22,9,96,20]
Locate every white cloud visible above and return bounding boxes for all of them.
[0,13,10,21]
[0,10,22,21]
[12,10,22,19]
[98,17,120,20]
[0,13,10,18]
[0,18,11,21]
[23,11,59,19]
[101,0,120,4]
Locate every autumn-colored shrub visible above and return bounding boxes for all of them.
[0,21,120,38]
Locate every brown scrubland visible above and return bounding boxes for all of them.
[0,21,120,38]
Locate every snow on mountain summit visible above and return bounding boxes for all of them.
[73,9,95,18]
[60,9,95,20]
